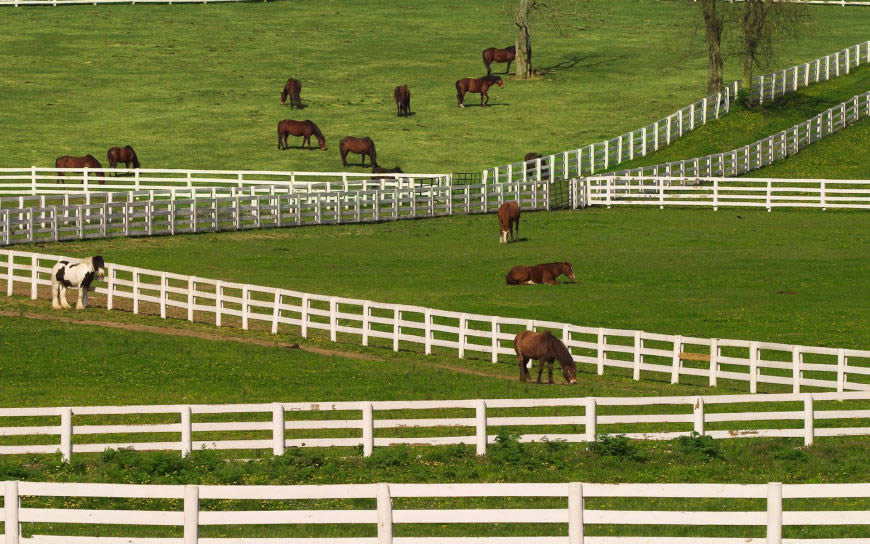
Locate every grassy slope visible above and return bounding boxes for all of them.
[0,1,868,174]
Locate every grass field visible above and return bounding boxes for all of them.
[1,0,869,174]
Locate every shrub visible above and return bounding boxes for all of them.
[675,432,721,459]
[588,434,638,460]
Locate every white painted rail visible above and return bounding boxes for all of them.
[2,480,869,543]
[3,249,869,396]
[0,392,869,460]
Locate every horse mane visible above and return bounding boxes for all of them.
[547,333,574,367]
[307,120,325,143]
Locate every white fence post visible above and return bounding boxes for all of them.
[766,482,783,544]
[458,313,467,359]
[750,342,759,394]
[181,406,192,457]
[424,309,432,356]
[187,277,195,322]
[475,399,487,456]
[693,397,705,435]
[632,331,642,381]
[330,297,338,342]
[184,484,199,544]
[585,398,596,442]
[392,307,400,352]
[670,335,682,384]
[803,394,814,447]
[709,338,719,387]
[837,349,846,392]
[491,318,499,363]
[362,402,374,457]
[4,480,19,544]
[160,272,167,319]
[792,346,802,394]
[272,403,285,456]
[30,255,37,300]
[568,482,584,544]
[60,407,72,463]
[377,483,394,544]
[596,328,605,375]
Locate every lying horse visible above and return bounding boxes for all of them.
[483,45,516,75]
[456,75,503,108]
[514,330,577,384]
[281,78,302,108]
[278,119,326,150]
[107,145,140,174]
[394,84,411,117]
[340,136,377,168]
[51,256,106,310]
[498,201,520,243]
[55,155,104,184]
[506,262,575,285]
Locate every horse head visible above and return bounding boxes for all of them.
[280,88,289,104]
[563,262,576,282]
[92,256,106,281]
[550,334,577,384]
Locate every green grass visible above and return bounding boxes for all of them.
[1,1,869,174]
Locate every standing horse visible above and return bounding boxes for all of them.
[51,256,106,310]
[524,152,541,162]
[455,75,503,108]
[514,330,577,384]
[107,146,140,175]
[506,262,575,285]
[54,155,104,184]
[394,84,411,117]
[482,45,516,75]
[281,78,303,108]
[340,137,377,168]
[277,120,326,150]
[372,166,403,180]
[498,201,520,243]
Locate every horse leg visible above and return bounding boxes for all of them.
[341,150,348,168]
[59,285,71,309]
[457,90,465,109]
[80,287,89,309]
[76,287,85,310]
[51,281,61,309]
[506,60,512,74]
[548,360,554,384]
[518,356,529,382]
[536,359,545,384]
[544,272,560,285]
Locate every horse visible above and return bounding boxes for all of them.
[277,120,326,150]
[498,201,520,243]
[524,152,541,162]
[372,166,403,180]
[107,146,140,175]
[281,78,302,108]
[514,330,577,384]
[482,45,516,75]
[394,84,411,117]
[506,262,575,285]
[340,136,377,168]
[51,256,106,310]
[456,75,503,108]
[54,155,104,184]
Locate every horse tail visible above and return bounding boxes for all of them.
[369,139,377,168]
[482,49,491,74]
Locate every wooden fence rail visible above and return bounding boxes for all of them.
[482,41,870,185]
[1,391,869,461]
[2,480,869,543]
[3,249,869,396]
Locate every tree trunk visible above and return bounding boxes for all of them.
[700,0,724,95]
[514,0,533,79]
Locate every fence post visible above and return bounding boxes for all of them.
[476,399,487,456]
[820,179,826,210]
[693,397,705,435]
[60,407,72,463]
[362,402,374,457]
[424,309,432,356]
[187,277,195,322]
[5,480,19,544]
[30,255,37,300]
[132,268,140,314]
[330,297,337,342]
[377,483,394,544]
[272,403,285,456]
[837,349,846,392]
[160,272,167,319]
[585,398,596,442]
[107,266,115,310]
[750,342,759,394]
[596,328,605,375]
[6,252,12,296]
[271,290,281,334]
[803,394,814,447]
[491,318,499,363]
[393,307,400,352]
[215,281,222,327]
[362,300,370,346]
[568,482,584,544]
[181,405,192,457]
[458,313,467,359]
[184,484,199,544]
[670,335,682,384]
[792,346,802,394]
[301,294,309,338]
[766,482,783,544]
[632,331,642,381]
[709,339,719,387]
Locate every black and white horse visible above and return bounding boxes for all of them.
[51,256,106,310]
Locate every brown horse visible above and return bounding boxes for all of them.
[278,120,326,150]
[514,330,577,384]
[340,137,377,168]
[280,78,302,108]
[483,45,516,75]
[372,166,403,179]
[54,155,104,184]
[107,146,140,175]
[506,262,575,285]
[524,152,541,162]
[456,75,503,108]
[394,84,411,117]
[498,201,520,243]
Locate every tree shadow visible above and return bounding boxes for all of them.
[537,54,624,76]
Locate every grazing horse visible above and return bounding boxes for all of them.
[107,146,140,175]
[51,256,106,310]
[394,84,411,117]
[506,262,575,285]
[482,45,516,75]
[456,75,503,108]
[277,119,326,150]
[54,155,104,184]
[524,152,541,162]
[514,330,577,384]
[372,166,403,180]
[340,136,377,168]
[498,201,520,243]
[281,78,303,108]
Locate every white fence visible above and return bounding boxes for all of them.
[0,181,554,246]
[1,391,869,461]
[1,480,869,544]
[606,90,870,180]
[481,41,870,185]
[583,177,870,210]
[4,249,870,395]
[0,168,450,197]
